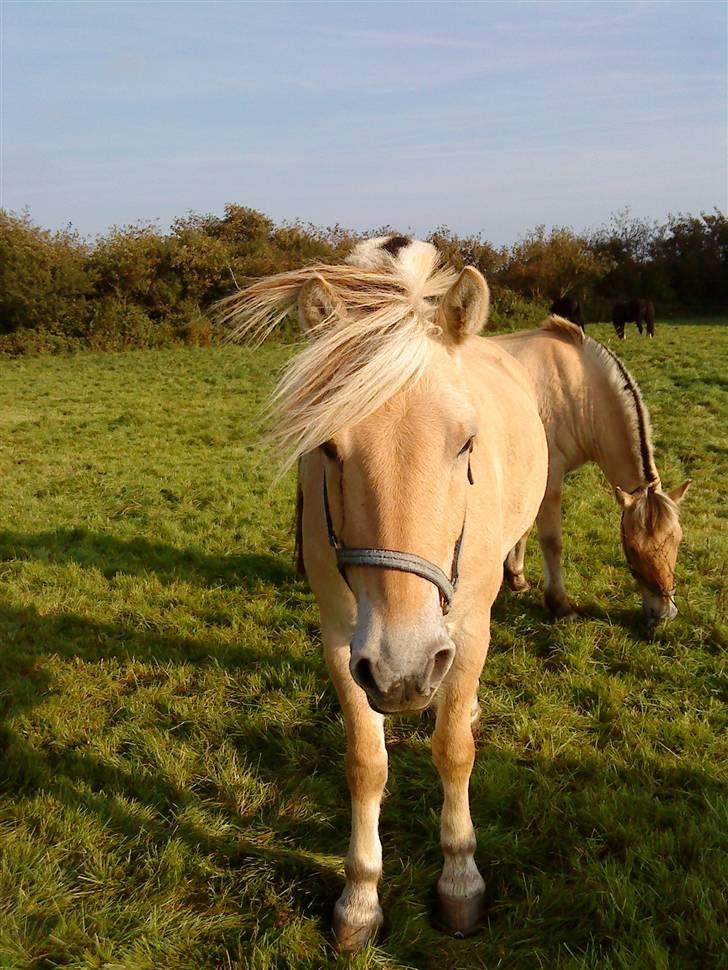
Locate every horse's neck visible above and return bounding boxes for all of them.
[495,330,656,495]
[586,369,653,494]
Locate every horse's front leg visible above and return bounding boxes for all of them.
[325,636,387,951]
[537,482,578,620]
[432,635,487,937]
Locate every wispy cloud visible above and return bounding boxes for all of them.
[2,0,725,239]
[309,25,485,50]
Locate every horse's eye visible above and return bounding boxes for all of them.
[320,441,338,461]
[458,437,475,458]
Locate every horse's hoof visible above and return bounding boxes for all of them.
[504,571,530,593]
[433,890,485,938]
[545,593,579,621]
[333,902,382,952]
[554,608,579,622]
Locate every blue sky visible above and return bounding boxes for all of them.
[2,0,726,242]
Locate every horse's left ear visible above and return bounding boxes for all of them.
[298,275,343,334]
[440,267,490,342]
[615,486,637,510]
[667,479,693,504]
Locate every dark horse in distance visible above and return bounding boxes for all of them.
[550,295,584,329]
[612,299,655,339]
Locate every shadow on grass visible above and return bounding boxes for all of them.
[1,531,725,965]
[4,641,725,967]
[0,596,345,944]
[0,527,298,592]
[494,581,653,643]
[1,593,726,967]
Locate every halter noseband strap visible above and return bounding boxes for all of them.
[322,469,469,616]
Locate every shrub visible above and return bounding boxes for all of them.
[489,287,549,331]
[88,224,182,321]
[85,300,174,352]
[0,328,86,356]
[503,225,614,301]
[0,210,92,337]
[427,226,507,281]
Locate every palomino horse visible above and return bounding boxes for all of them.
[497,317,691,626]
[220,237,548,949]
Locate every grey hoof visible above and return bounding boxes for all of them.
[333,903,382,952]
[434,890,484,938]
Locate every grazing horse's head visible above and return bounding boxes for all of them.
[220,236,491,713]
[615,479,692,626]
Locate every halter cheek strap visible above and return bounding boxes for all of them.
[322,459,471,616]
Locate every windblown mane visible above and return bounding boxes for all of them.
[541,314,659,486]
[217,237,458,472]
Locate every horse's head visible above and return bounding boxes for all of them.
[297,242,489,713]
[318,370,478,714]
[615,479,692,626]
[221,235,495,713]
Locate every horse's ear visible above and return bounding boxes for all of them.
[440,267,490,342]
[667,479,693,504]
[298,276,342,333]
[615,486,637,510]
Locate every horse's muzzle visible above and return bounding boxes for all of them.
[350,641,455,714]
[645,600,678,627]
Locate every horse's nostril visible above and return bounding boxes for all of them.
[352,657,379,695]
[431,646,455,684]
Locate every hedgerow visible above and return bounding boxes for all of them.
[1,205,725,354]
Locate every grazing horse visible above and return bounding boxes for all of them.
[550,295,584,329]
[497,316,691,626]
[220,237,548,949]
[612,299,655,339]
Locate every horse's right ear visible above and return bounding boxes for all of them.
[298,276,342,333]
[440,267,490,343]
[667,479,693,504]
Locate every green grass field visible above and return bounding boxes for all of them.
[0,323,726,969]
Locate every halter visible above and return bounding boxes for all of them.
[322,447,473,616]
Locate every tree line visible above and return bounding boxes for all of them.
[0,205,725,354]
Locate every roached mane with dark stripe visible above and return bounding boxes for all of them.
[542,315,659,485]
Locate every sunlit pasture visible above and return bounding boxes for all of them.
[0,322,725,969]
